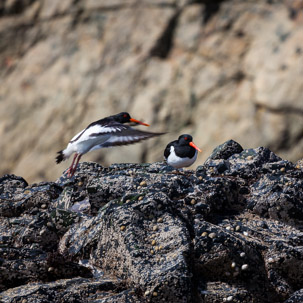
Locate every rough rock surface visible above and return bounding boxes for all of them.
[0,0,303,183]
[1,140,303,302]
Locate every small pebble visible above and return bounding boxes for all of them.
[151,240,156,246]
[41,204,47,209]
[199,176,203,180]
[280,167,285,172]
[140,181,147,187]
[120,225,126,231]
[152,292,158,297]
[39,229,45,236]
[78,181,83,186]
[201,232,208,237]
[152,226,158,231]
[126,199,131,203]
[231,262,236,268]
[48,267,54,272]
[246,155,253,160]
[157,218,163,223]
[138,196,143,201]
[226,226,231,231]
[243,231,249,236]
[32,207,39,213]
[235,225,241,231]
[157,204,162,209]
[227,295,233,302]
[190,199,196,205]
[276,206,281,211]
[144,290,150,296]
[159,245,163,250]
[208,232,217,239]
[154,246,159,251]
[240,252,245,258]
[268,257,274,263]
[241,264,249,271]
[150,250,155,255]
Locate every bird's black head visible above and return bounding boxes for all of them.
[178,134,202,152]
[112,112,131,123]
[112,112,149,126]
[178,134,193,145]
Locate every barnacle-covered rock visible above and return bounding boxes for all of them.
[1,142,303,302]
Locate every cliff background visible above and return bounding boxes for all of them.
[0,0,303,183]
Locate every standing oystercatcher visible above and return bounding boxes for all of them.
[164,134,201,169]
[56,112,164,177]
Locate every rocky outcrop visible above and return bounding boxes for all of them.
[0,0,303,183]
[1,140,303,302]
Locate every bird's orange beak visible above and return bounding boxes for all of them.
[130,118,150,126]
[189,141,202,152]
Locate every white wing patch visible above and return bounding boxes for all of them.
[70,124,126,143]
[105,135,143,144]
[89,129,161,150]
[87,125,126,137]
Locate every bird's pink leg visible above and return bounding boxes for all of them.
[69,154,82,177]
[67,153,78,177]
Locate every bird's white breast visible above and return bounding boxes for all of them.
[167,146,197,168]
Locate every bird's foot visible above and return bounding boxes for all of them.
[66,167,76,178]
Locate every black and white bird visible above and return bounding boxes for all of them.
[56,112,164,177]
[164,134,201,169]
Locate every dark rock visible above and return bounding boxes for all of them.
[0,278,132,303]
[247,174,303,225]
[205,139,244,162]
[0,179,62,217]
[284,289,303,303]
[1,142,303,302]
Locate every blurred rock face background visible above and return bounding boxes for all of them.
[0,0,302,183]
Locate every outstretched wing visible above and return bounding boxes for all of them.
[70,122,128,143]
[89,128,165,151]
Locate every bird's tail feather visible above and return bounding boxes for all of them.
[56,150,65,164]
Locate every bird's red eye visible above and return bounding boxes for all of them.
[123,114,127,118]
[184,137,188,140]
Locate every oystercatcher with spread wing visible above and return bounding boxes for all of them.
[56,112,164,177]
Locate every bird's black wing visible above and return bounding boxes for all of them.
[90,128,165,149]
[164,140,177,159]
